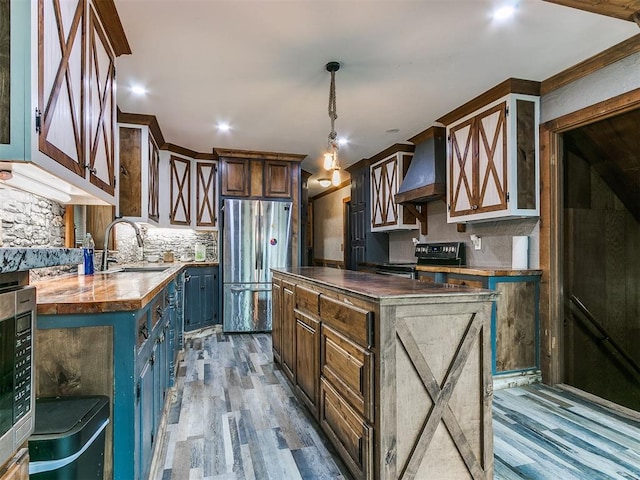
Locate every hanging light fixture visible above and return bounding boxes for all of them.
[324,61,342,186]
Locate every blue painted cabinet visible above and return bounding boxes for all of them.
[184,266,219,331]
[36,278,181,480]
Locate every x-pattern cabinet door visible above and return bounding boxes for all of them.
[371,157,398,228]
[195,161,217,228]
[38,0,85,177]
[87,3,116,195]
[170,155,191,225]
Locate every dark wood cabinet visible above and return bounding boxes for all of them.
[220,158,250,197]
[272,278,283,363]
[281,281,296,381]
[264,160,291,197]
[295,311,319,415]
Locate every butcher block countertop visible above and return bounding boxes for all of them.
[272,266,495,302]
[416,265,542,276]
[33,261,217,315]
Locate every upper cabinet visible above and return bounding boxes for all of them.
[169,155,191,226]
[440,79,541,223]
[0,0,130,205]
[118,121,161,225]
[194,160,218,229]
[217,150,305,200]
[369,144,417,232]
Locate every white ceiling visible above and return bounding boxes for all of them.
[114,0,638,195]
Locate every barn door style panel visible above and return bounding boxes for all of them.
[370,149,416,232]
[195,160,217,228]
[170,155,191,225]
[38,0,86,177]
[446,92,540,223]
[87,3,116,195]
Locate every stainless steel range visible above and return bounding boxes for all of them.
[375,241,466,278]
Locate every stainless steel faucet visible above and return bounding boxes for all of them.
[101,218,144,271]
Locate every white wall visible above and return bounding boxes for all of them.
[313,185,350,262]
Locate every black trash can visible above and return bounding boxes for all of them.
[28,396,110,479]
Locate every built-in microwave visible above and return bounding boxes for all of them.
[0,284,36,469]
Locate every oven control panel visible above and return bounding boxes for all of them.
[415,242,466,265]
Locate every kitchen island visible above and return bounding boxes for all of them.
[271,267,497,480]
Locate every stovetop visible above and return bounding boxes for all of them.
[415,242,466,266]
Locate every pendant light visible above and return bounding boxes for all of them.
[324,61,341,186]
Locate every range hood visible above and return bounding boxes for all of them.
[395,126,446,204]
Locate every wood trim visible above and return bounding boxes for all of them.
[345,158,370,173]
[301,169,313,180]
[213,147,306,162]
[310,180,351,200]
[437,78,540,126]
[87,6,116,195]
[164,142,215,160]
[539,88,640,385]
[366,143,414,165]
[407,125,442,145]
[65,205,75,247]
[541,0,640,22]
[116,110,166,147]
[91,0,131,56]
[541,34,640,95]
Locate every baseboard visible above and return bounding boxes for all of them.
[493,370,542,390]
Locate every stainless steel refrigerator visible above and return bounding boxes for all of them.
[222,199,292,332]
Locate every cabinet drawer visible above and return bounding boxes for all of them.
[296,285,320,315]
[445,276,484,289]
[320,378,372,480]
[319,295,373,348]
[321,324,373,421]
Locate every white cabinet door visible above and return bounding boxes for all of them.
[38,0,85,178]
[169,155,191,226]
[87,3,116,196]
[370,152,416,231]
[195,160,218,229]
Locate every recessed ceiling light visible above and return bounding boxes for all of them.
[131,85,147,96]
[217,122,231,132]
[493,5,515,21]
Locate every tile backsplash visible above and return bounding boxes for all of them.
[112,225,218,264]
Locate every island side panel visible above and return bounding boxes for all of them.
[379,297,494,480]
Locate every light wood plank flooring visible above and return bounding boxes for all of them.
[152,330,351,480]
[153,330,640,480]
[494,384,640,480]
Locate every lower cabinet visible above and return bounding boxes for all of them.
[418,269,542,376]
[184,266,219,332]
[36,278,181,480]
[272,269,496,480]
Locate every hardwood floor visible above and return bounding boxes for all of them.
[153,330,640,480]
[152,330,351,480]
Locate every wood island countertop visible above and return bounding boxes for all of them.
[272,266,495,302]
[416,265,542,276]
[33,261,218,315]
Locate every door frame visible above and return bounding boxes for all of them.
[539,87,640,384]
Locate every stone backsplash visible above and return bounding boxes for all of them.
[0,185,75,280]
[112,225,218,265]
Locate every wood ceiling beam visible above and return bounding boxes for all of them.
[542,0,640,23]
